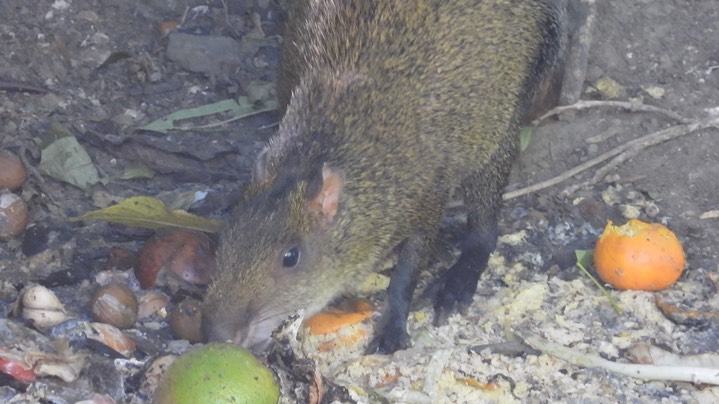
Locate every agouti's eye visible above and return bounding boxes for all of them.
[282,247,300,268]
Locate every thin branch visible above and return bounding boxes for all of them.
[533,100,692,125]
[505,116,719,200]
[523,333,719,385]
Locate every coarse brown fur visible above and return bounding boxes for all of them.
[203,0,566,353]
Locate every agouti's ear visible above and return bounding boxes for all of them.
[253,148,273,184]
[308,164,343,224]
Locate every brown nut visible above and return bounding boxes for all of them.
[89,283,138,329]
[0,150,27,191]
[0,191,30,241]
[137,290,169,320]
[105,247,137,272]
[135,229,215,289]
[87,322,136,357]
[15,284,66,328]
[167,299,203,343]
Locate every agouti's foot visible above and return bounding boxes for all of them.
[433,286,474,326]
[365,329,411,354]
[431,243,488,326]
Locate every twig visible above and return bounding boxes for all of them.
[533,100,692,125]
[18,145,44,185]
[504,115,719,200]
[522,333,719,385]
[175,105,277,131]
[0,79,50,94]
[569,116,719,195]
[219,0,241,39]
[178,6,189,27]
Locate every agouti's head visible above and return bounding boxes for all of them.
[202,160,346,351]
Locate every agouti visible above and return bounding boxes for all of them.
[203,0,567,353]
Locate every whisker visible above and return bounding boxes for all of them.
[254,306,300,324]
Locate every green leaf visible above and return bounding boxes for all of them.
[575,249,622,315]
[139,97,278,134]
[98,51,132,69]
[164,190,205,211]
[646,190,662,201]
[575,249,594,269]
[519,126,533,153]
[39,136,101,190]
[71,196,222,232]
[119,162,156,180]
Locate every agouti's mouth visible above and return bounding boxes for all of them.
[240,316,283,353]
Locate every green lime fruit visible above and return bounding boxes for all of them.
[154,343,280,404]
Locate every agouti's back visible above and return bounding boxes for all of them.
[203,0,566,353]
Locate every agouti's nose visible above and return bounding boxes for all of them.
[201,314,239,344]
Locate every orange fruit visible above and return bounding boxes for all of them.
[304,298,376,335]
[594,219,685,291]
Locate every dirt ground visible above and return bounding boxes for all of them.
[1,0,718,402]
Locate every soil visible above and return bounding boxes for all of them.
[0,0,718,402]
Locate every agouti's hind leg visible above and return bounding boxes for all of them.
[433,166,509,326]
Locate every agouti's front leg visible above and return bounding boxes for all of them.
[367,229,436,354]
[433,153,514,325]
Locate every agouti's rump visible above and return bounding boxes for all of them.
[202,0,566,353]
